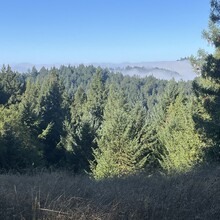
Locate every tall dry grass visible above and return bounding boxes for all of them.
[0,165,220,219]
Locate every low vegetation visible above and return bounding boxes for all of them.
[0,165,220,220]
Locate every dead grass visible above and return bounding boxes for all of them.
[0,165,220,219]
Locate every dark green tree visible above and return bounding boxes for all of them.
[0,105,43,170]
[36,69,68,166]
[192,0,220,161]
[0,65,25,105]
[60,86,96,172]
[84,68,107,131]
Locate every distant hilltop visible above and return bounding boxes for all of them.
[6,60,197,81]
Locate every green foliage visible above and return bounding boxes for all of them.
[0,65,25,105]
[192,0,220,162]
[35,70,68,165]
[0,0,219,180]
[84,68,108,131]
[137,120,163,172]
[158,95,204,173]
[0,62,206,177]
[0,105,43,169]
[60,86,96,172]
[91,85,147,179]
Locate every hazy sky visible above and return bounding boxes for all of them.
[0,0,212,64]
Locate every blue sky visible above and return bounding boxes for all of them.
[0,0,212,64]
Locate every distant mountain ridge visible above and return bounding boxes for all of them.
[5,60,196,81]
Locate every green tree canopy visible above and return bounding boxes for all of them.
[192,0,220,162]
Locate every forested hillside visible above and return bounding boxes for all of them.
[1,1,220,181]
[2,0,220,219]
[0,63,205,177]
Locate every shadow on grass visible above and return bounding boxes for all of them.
[0,165,220,219]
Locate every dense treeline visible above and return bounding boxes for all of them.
[1,0,220,179]
[0,63,203,177]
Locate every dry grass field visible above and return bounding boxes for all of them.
[0,165,220,220]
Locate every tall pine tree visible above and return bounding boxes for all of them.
[36,69,68,166]
[158,95,204,173]
[192,0,220,161]
[91,85,147,179]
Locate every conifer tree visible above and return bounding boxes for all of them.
[84,68,107,131]
[0,104,43,169]
[192,0,220,161]
[137,80,182,172]
[0,65,25,105]
[158,95,204,173]
[18,80,41,131]
[36,69,68,165]
[137,119,164,172]
[91,85,147,179]
[61,86,96,172]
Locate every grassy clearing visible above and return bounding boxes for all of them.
[0,166,220,219]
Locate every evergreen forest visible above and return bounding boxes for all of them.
[0,52,217,179]
[1,0,220,178]
[2,1,220,219]
[0,63,194,176]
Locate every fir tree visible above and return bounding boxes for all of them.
[84,68,107,131]
[36,69,68,165]
[192,0,220,161]
[91,85,147,179]
[0,65,25,105]
[158,95,204,173]
[61,86,95,172]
